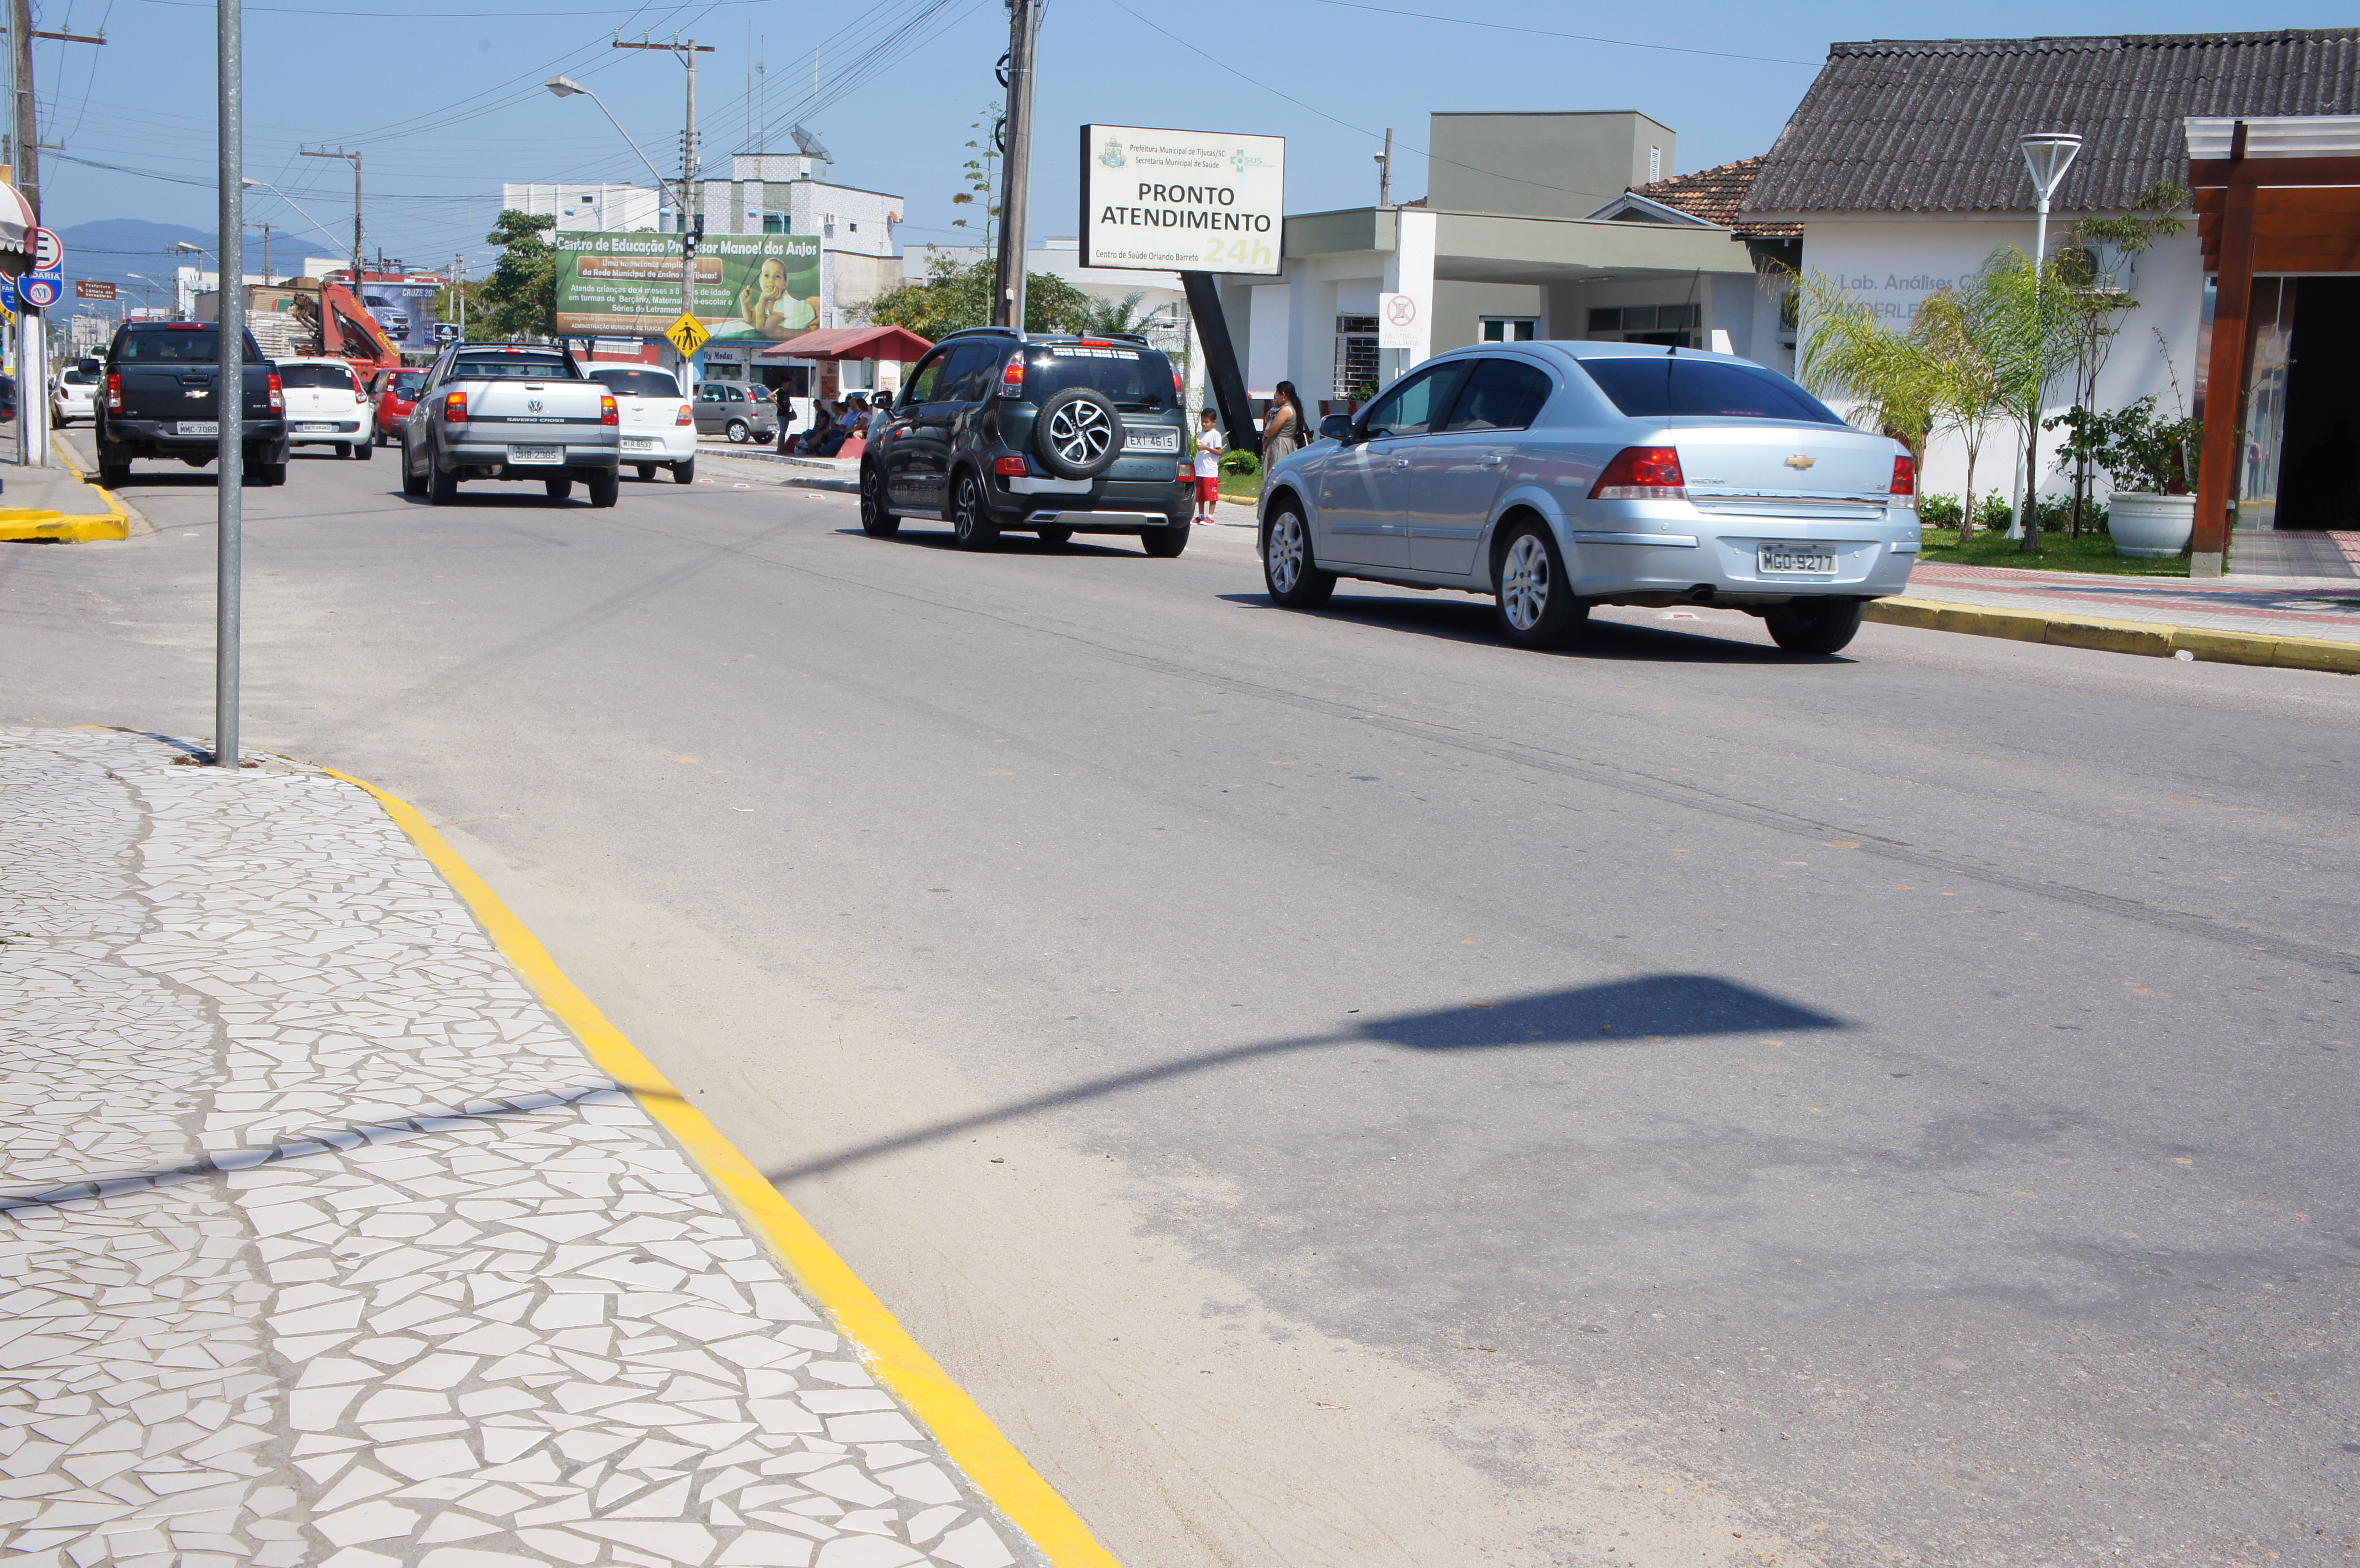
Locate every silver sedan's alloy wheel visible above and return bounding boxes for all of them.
[1500,533,1552,632]
[1044,399,1113,469]
[1267,509,1308,594]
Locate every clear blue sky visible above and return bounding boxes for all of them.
[33,0,2355,281]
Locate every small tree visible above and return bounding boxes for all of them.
[478,209,557,340]
[864,251,1099,338]
[1791,270,1939,468]
[2048,182,2188,534]
[950,102,1002,250]
[1953,247,2082,551]
[1909,290,2008,542]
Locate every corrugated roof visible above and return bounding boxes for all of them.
[1744,30,2360,215]
[1626,157,1801,238]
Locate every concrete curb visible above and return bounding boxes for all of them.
[0,436,134,541]
[1866,595,2360,674]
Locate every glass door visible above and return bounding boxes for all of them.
[2237,278,2295,532]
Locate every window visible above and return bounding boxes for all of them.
[392,372,429,397]
[452,353,574,379]
[1359,361,1472,440]
[902,351,947,403]
[935,341,999,403]
[1022,345,1177,411]
[1577,355,1844,425]
[1480,318,1537,343]
[277,364,358,391]
[592,368,682,399]
[1333,314,1378,400]
[1587,303,1701,348]
[1440,359,1553,432]
[115,327,261,362]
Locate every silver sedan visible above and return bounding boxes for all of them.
[1257,341,1918,654]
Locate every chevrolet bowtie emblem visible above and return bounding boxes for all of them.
[1784,453,1815,470]
[189,389,209,399]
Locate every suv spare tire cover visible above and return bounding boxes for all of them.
[1031,386,1123,480]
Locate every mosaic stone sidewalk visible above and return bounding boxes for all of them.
[0,727,1036,1568]
[1906,561,2360,644]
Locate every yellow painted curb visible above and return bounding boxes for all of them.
[1867,596,2358,675]
[0,437,132,540]
[320,765,1122,1568]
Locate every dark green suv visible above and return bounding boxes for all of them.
[860,328,1194,556]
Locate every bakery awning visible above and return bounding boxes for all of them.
[759,325,934,362]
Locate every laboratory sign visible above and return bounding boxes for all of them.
[1079,124,1284,276]
[554,231,822,341]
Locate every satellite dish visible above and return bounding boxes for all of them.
[789,124,833,163]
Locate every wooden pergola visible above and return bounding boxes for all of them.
[2191,122,2360,574]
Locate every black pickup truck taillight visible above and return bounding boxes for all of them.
[267,372,284,415]
[106,372,122,414]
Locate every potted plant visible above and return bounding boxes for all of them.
[2049,396,2201,557]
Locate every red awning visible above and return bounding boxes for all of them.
[759,325,934,362]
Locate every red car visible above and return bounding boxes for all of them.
[369,366,431,448]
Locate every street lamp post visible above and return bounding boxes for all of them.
[2014,132,2083,542]
[546,74,700,381]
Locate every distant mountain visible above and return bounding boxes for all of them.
[52,218,217,316]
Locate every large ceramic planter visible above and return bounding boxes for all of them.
[2108,491,2196,558]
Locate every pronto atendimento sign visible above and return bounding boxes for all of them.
[1080,125,1284,275]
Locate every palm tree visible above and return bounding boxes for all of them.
[1078,291,1154,338]
[1791,270,1939,472]
[1910,289,2006,541]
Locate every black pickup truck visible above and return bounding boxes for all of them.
[95,321,290,488]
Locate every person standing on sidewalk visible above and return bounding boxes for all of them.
[1261,380,1306,467]
[1193,407,1225,524]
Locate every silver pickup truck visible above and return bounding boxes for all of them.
[399,342,622,506]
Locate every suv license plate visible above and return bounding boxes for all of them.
[1759,544,1836,574]
[508,445,562,465]
[1123,427,1179,453]
[176,421,219,437]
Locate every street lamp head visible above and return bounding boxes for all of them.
[240,177,263,189]
[2018,133,2084,201]
[173,241,204,253]
[546,76,587,98]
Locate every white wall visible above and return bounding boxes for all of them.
[1795,217,2205,508]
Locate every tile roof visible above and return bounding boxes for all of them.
[1743,29,2360,215]
[1626,157,1799,238]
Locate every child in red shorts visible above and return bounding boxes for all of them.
[1193,408,1224,523]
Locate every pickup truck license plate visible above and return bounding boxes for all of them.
[1123,427,1179,453]
[176,421,219,437]
[293,422,335,432]
[507,445,563,465]
[1759,544,1836,575]
[621,437,659,452]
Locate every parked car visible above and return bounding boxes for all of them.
[95,321,288,488]
[1257,342,1918,654]
[693,380,774,444]
[275,356,376,459]
[51,365,96,426]
[399,342,620,506]
[860,328,1193,556]
[370,366,431,447]
[590,366,696,484]
[0,374,16,423]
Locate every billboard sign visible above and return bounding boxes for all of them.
[553,231,822,341]
[359,280,445,353]
[1080,124,1284,275]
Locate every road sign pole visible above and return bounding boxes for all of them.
[216,0,244,767]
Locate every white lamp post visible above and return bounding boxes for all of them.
[2015,132,2083,540]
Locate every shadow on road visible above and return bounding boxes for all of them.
[766,974,1846,1183]
[839,525,1151,559]
[1218,591,1854,665]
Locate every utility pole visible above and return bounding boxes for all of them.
[299,145,362,285]
[451,253,467,341]
[246,221,275,282]
[613,33,714,382]
[991,0,1040,330]
[216,0,245,767]
[1375,128,1393,208]
[6,5,104,467]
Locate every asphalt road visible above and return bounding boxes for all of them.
[7,445,2356,1568]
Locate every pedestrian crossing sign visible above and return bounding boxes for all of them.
[664,312,712,357]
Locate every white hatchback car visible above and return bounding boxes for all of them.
[1259,341,1919,655]
[51,366,98,426]
[274,357,376,459]
[590,366,697,484]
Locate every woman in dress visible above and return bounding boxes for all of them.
[1261,380,1307,466]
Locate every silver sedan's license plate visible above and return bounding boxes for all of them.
[621,437,659,452]
[507,445,563,465]
[176,421,219,437]
[1123,427,1179,453]
[1759,544,1836,574]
